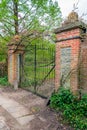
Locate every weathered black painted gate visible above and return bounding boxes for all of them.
[20,42,55,98]
[0,52,7,78]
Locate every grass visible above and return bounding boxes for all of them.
[22,59,55,88]
[24,65,54,80]
[23,42,55,84]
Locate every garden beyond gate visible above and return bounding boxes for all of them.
[20,42,55,98]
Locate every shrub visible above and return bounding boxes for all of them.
[50,88,75,110]
[50,88,87,130]
[0,62,7,77]
[0,76,9,86]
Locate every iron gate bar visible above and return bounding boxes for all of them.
[19,54,21,85]
[38,60,54,67]
[41,64,55,84]
[21,42,55,97]
[25,48,49,51]
[34,44,37,93]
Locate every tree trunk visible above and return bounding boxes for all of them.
[13,0,19,34]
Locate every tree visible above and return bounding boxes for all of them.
[0,0,62,62]
[0,0,62,37]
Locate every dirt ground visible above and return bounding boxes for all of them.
[0,86,74,130]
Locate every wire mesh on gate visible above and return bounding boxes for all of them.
[20,42,55,98]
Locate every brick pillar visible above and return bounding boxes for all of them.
[54,12,86,93]
[8,43,25,89]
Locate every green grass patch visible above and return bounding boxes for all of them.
[24,66,54,80]
[23,42,55,84]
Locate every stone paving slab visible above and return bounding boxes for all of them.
[9,109,30,118]
[0,116,10,130]
[2,102,19,108]
[0,95,34,125]
[0,120,10,130]
[0,87,74,130]
[6,106,30,115]
[17,115,35,125]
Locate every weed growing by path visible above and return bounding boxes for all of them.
[50,88,87,130]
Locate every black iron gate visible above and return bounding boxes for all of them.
[20,42,55,98]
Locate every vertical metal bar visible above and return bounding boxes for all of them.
[34,44,37,93]
[19,54,21,87]
[54,47,55,81]
[42,43,44,83]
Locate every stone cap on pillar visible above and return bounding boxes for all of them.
[54,11,87,34]
[8,35,25,54]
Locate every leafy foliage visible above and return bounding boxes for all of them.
[0,76,9,86]
[0,0,61,62]
[50,88,87,130]
[0,0,62,35]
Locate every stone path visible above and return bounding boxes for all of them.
[0,95,35,126]
[0,87,46,130]
[0,87,74,130]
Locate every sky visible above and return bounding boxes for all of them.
[58,0,87,20]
